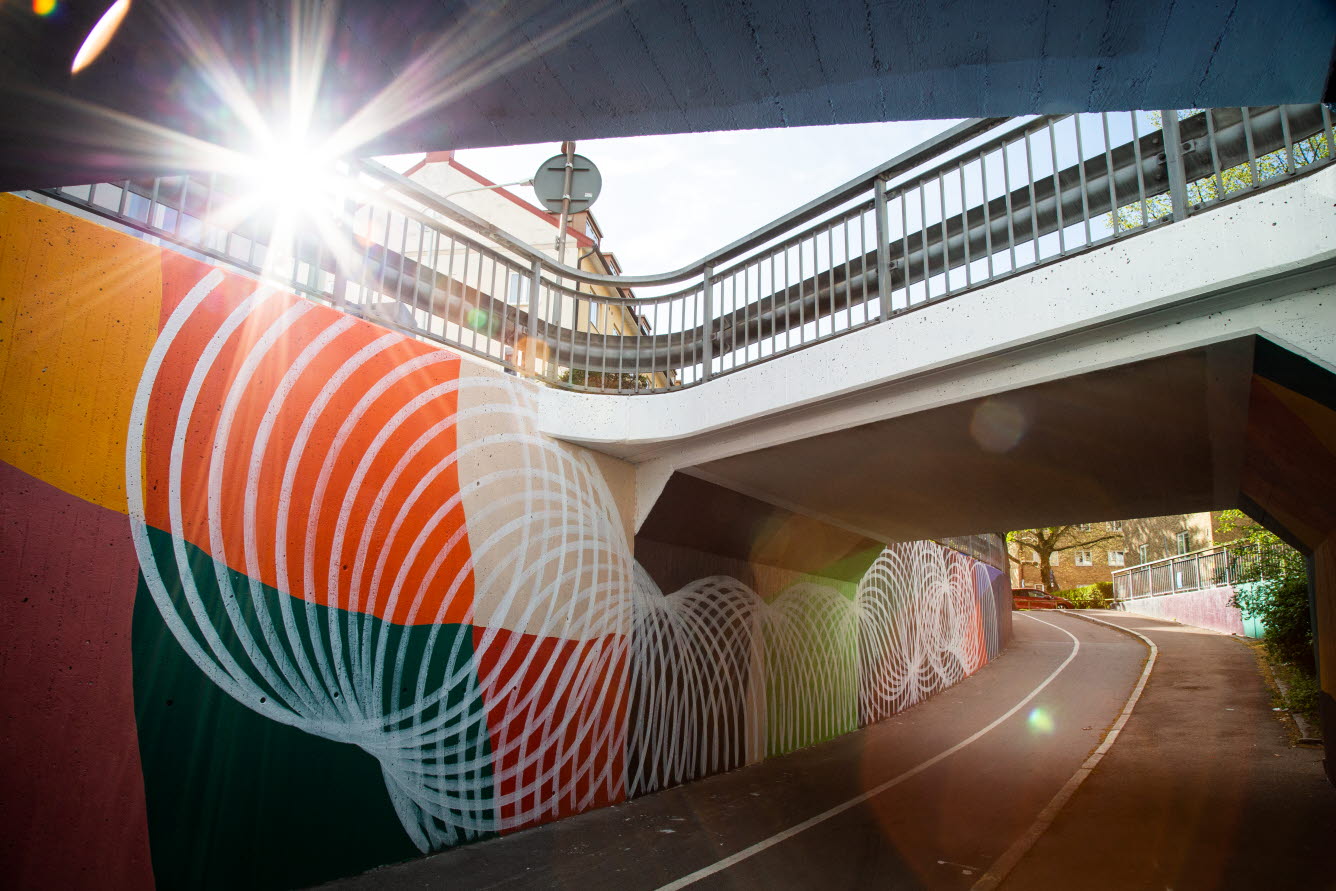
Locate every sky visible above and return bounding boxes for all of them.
[386,118,960,276]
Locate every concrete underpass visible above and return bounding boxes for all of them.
[2,5,1335,889]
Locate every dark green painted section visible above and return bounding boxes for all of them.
[132,527,494,890]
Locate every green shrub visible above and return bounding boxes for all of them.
[1056,582,1112,609]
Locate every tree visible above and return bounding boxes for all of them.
[1006,525,1123,593]
[1108,109,1331,232]
[1216,509,1313,672]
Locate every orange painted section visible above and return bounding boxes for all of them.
[0,194,162,513]
[141,253,475,626]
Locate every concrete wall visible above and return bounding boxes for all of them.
[0,194,1014,888]
[1117,586,1258,638]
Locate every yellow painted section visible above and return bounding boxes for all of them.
[0,194,162,513]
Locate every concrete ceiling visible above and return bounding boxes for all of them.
[3,0,1334,190]
[668,338,1261,545]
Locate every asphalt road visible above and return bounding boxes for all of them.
[1003,610,1336,891]
[321,612,1157,890]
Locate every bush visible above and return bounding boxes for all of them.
[1235,575,1316,674]
[1056,582,1113,609]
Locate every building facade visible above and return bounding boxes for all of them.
[1011,511,1247,591]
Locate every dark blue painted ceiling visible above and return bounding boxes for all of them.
[1,0,1333,189]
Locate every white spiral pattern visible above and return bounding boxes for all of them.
[126,272,1005,851]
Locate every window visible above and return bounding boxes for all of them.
[1176,532,1191,555]
[1075,550,1093,566]
[1138,544,1149,564]
[1109,520,1123,531]
[1050,552,1060,566]
[506,272,526,306]
[1108,550,1126,567]
[1076,523,1093,532]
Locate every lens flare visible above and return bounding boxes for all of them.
[1027,707,1055,734]
[32,0,57,16]
[71,0,131,74]
[465,308,491,331]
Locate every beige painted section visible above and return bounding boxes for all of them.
[455,363,635,638]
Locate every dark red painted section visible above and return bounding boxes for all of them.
[474,627,629,833]
[0,461,154,890]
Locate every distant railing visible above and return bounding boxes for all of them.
[1110,540,1291,601]
[26,104,1335,394]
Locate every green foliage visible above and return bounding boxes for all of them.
[1056,582,1113,610]
[558,368,653,391]
[1107,110,1332,233]
[1217,510,1314,674]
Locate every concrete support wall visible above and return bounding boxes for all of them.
[0,195,1015,888]
[1117,586,1257,638]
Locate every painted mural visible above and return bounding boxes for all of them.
[1,194,1009,889]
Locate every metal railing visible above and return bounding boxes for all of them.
[28,104,1335,394]
[1110,540,1293,600]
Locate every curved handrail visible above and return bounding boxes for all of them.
[33,104,1335,395]
[357,117,1010,290]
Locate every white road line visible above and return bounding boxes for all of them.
[655,613,1082,891]
[970,611,1158,891]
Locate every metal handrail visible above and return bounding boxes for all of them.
[29,104,1335,393]
[1110,540,1294,601]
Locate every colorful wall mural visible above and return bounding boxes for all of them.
[1,194,1010,889]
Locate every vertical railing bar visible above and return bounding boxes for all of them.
[354,208,378,312]
[778,249,788,354]
[732,268,741,369]
[899,190,910,309]
[797,240,806,348]
[701,266,714,382]
[1279,105,1295,173]
[1074,115,1092,246]
[1048,119,1066,253]
[980,150,994,279]
[859,209,870,325]
[1160,109,1190,221]
[148,176,163,234]
[1205,110,1226,207]
[938,171,950,294]
[1242,107,1260,188]
[839,216,849,331]
[1130,111,1150,227]
[1101,113,1119,237]
[827,223,836,335]
[874,178,891,322]
[394,208,412,311]
[958,158,971,288]
[203,172,219,254]
[173,174,188,239]
[116,178,132,218]
[1022,128,1039,264]
[918,181,930,300]
[457,243,472,353]
[1002,140,1017,272]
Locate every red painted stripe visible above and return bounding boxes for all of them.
[0,461,155,890]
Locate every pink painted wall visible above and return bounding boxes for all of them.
[1118,586,1247,636]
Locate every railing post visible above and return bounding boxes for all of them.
[527,259,543,377]
[1160,109,1190,222]
[701,265,714,382]
[874,177,892,322]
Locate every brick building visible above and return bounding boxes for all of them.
[1010,511,1246,591]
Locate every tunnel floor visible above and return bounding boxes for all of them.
[317,611,1332,890]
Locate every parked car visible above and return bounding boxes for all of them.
[1012,588,1075,610]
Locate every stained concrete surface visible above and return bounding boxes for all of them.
[319,613,1146,889]
[1003,611,1336,891]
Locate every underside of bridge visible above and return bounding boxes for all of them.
[2,0,1334,189]
[641,333,1336,780]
